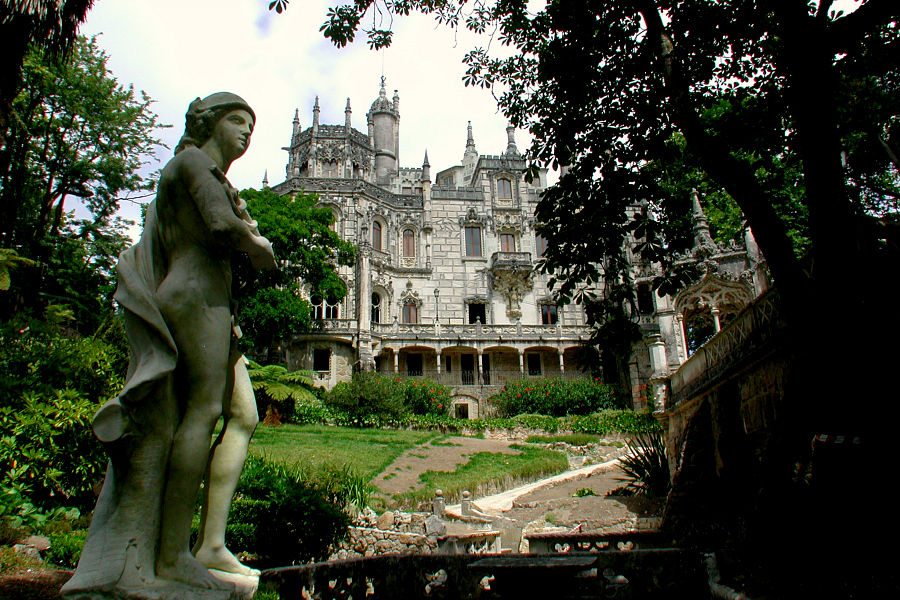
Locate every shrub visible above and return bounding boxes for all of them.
[0,310,123,513]
[610,429,670,498]
[399,377,452,417]
[45,528,88,568]
[490,377,625,417]
[323,372,406,425]
[224,455,358,565]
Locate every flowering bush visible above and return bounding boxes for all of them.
[490,377,625,417]
[323,373,452,425]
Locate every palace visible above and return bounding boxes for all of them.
[271,84,768,417]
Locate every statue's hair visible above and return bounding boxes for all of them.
[174,93,255,155]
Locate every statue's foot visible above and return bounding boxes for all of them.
[194,544,261,577]
[156,551,235,590]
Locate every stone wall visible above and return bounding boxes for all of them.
[330,511,438,560]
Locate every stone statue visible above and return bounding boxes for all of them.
[62,93,276,599]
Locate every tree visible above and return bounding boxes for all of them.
[0,1,95,149]
[0,36,163,331]
[311,0,899,591]
[235,188,356,358]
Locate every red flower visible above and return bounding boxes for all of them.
[501,388,506,391]
[413,382,418,386]
[438,404,442,408]
[526,388,532,391]
[546,392,550,396]
[516,394,521,398]
[396,378,401,382]
[430,389,435,392]
[431,398,435,402]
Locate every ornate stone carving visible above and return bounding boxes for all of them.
[398,279,422,306]
[489,265,533,320]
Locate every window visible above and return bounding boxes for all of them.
[313,349,331,372]
[403,302,418,324]
[465,226,482,257]
[402,186,413,195]
[468,303,486,324]
[372,221,382,251]
[500,233,516,252]
[497,178,512,199]
[406,353,423,377]
[312,297,339,319]
[371,293,381,324]
[455,404,469,419]
[403,229,415,257]
[328,211,338,232]
[637,283,654,316]
[535,234,547,258]
[527,353,542,376]
[445,356,452,372]
[541,304,558,325]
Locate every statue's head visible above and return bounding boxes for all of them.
[175,92,256,155]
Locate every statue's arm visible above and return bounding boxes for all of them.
[177,149,277,270]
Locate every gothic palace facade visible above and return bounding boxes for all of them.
[271,84,769,418]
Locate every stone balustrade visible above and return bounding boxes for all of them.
[260,549,705,599]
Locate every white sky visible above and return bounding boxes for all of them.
[79,0,861,234]
[80,0,531,231]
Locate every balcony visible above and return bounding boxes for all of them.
[490,251,532,270]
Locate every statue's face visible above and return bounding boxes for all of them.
[211,109,254,164]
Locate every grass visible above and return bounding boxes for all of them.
[249,424,441,479]
[392,444,568,508]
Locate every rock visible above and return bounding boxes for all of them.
[23,535,51,552]
[377,510,394,530]
[13,544,41,560]
[424,515,447,536]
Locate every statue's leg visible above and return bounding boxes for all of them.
[155,307,233,591]
[193,354,261,576]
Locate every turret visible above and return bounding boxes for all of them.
[691,189,718,251]
[462,121,478,184]
[367,81,400,185]
[344,97,352,130]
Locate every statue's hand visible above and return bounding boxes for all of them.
[248,236,277,270]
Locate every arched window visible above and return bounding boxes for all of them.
[497,178,512,199]
[372,221,382,251]
[371,293,381,324]
[402,229,415,257]
[403,301,418,324]
[500,233,516,252]
[311,296,339,320]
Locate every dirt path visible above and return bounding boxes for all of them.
[372,436,521,496]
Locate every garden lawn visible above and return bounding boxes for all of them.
[391,444,568,507]
[248,424,442,479]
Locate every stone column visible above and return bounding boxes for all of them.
[711,307,722,333]
[356,237,375,371]
[393,351,399,374]
[647,334,668,376]
[518,349,525,375]
[557,349,565,375]
[477,349,484,385]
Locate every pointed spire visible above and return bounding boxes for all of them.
[312,96,320,128]
[503,124,520,157]
[466,121,475,149]
[691,189,718,250]
[392,89,400,112]
[292,108,300,137]
[344,97,352,129]
[422,150,431,182]
[262,170,269,188]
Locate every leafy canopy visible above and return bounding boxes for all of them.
[235,188,356,353]
[313,1,900,330]
[0,35,163,333]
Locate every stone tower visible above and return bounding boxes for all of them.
[368,81,400,185]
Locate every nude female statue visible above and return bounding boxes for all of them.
[63,93,273,598]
